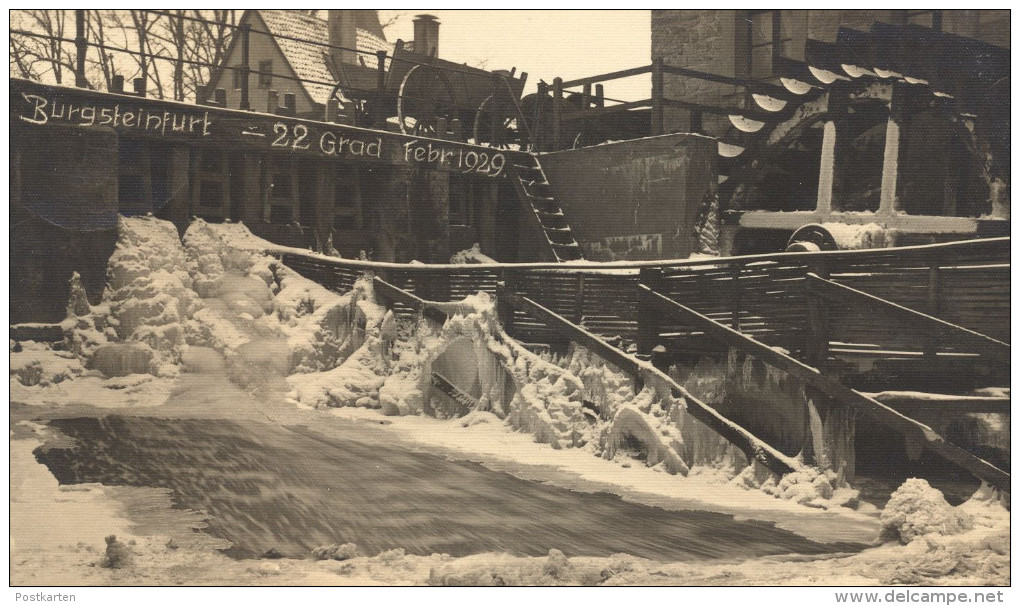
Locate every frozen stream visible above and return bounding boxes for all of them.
[34,343,865,561]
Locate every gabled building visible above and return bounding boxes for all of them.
[206,10,395,118]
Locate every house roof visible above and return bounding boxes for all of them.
[255,10,392,106]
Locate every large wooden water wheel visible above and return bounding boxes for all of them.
[396,65,459,137]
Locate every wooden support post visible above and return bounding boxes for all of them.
[111,74,124,94]
[135,78,148,97]
[637,267,663,356]
[879,82,905,214]
[924,257,942,363]
[552,78,563,149]
[496,270,517,336]
[212,87,226,107]
[804,259,831,468]
[450,118,462,141]
[573,274,586,324]
[816,84,847,215]
[239,24,251,110]
[729,263,742,330]
[582,83,591,110]
[376,51,387,90]
[651,57,665,135]
[594,84,605,108]
[267,90,279,114]
[805,260,830,367]
[534,82,548,151]
[74,10,88,88]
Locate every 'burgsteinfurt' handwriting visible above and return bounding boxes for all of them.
[19,93,212,136]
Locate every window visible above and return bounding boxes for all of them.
[900,10,943,31]
[743,10,790,79]
[267,166,297,224]
[192,149,229,218]
[258,60,273,89]
[232,66,242,90]
[117,138,152,215]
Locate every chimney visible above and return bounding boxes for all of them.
[413,14,440,57]
[328,10,358,66]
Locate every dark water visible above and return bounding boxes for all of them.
[35,415,862,561]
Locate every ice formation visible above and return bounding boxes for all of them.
[880,479,976,544]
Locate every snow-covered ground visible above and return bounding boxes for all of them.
[9,216,1010,586]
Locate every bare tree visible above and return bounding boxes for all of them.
[84,10,115,91]
[12,10,76,84]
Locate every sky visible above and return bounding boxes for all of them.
[379,10,652,103]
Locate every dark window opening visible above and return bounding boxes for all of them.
[742,10,790,80]
[199,181,224,208]
[118,175,148,215]
[269,204,292,224]
[232,66,242,90]
[449,177,475,227]
[228,154,245,222]
[297,164,317,226]
[258,60,273,89]
[271,173,292,199]
[200,151,223,172]
[149,146,171,210]
[118,139,146,167]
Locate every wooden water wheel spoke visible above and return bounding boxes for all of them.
[473,93,522,148]
[397,65,458,137]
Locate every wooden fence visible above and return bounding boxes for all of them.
[275,237,1009,371]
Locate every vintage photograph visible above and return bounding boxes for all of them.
[8,9,1010,589]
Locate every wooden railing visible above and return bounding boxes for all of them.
[535,57,796,150]
[272,237,1010,368]
[637,285,1010,492]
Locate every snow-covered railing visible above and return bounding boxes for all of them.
[638,284,1011,493]
[270,237,1009,363]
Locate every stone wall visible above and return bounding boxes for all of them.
[10,122,120,323]
[651,10,740,134]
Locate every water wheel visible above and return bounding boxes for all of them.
[397,65,458,137]
[473,92,525,149]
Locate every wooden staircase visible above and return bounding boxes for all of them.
[511,155,583,262]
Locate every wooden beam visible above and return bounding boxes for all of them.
[559,65,653,89]
[806,273,1010,364]
[559,99,651,122]
[372,276,449,324]
[638,284,1011,492]
[499,284,799,477]
[431,371,481,409]
[864,392,1011,415]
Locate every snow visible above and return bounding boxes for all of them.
[820,222,895,250]
[880,479,976,544]
[8,215,1011,587]
[450,243,498,264]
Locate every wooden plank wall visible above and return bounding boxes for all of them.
[273,238,1010,363]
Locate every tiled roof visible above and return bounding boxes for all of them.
[256,10,392,105]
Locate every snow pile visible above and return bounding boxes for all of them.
[603,404,689,475]
[822,222,895,250]
[451,243,497,264]
[183,220,361,372]
[10,340,84,387]
[879,479,975,544]
[66,216,201,377]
